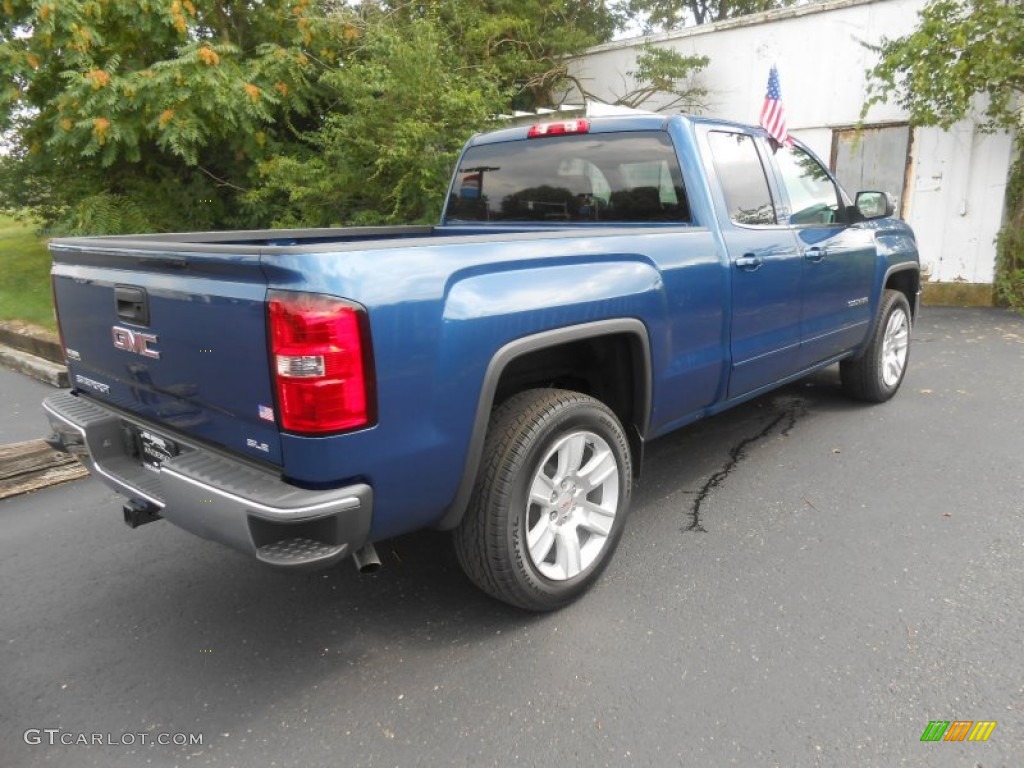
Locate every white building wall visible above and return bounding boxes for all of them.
[567,0,1014,286]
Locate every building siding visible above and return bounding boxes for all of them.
[566,0,1015,291]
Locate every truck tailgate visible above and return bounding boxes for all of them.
[50,245,283,466]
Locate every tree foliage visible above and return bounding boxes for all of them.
[996,152,1024,310]
[615,0,795,31]
[1,1,724,233]
[1,0,625,232]
[562,43,709,113]
[619,44,708,111]
[863,0,1024,310]
[248,11,503,226]
[862,0,1023,135]
[248,0,621,226]
[385,0,619,109]
[1,0,340,231]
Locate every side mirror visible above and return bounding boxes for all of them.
[855,191,895,219]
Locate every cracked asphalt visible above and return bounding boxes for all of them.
[1,307,1022,767]
[681,398,806,533]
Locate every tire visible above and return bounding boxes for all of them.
[840,289,912,403]
[454,388,633,611]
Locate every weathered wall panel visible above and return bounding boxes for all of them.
[567,0,1015,291]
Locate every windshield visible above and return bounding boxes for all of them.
[446,132,691,224]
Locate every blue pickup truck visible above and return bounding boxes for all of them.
[44,114,919,610]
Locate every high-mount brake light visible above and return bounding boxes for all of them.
[527,119,590,138]
[268,291,375,434]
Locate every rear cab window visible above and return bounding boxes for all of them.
[446,132,692,224]
[706,131,777,226]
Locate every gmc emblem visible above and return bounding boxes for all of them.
[111,326,160,359]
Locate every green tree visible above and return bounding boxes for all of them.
[248,12,503,226]
[381,0,619,109]
[248,1,646,226]
[615,0,796,31]
[1,0,622,232]
[862,0,1023,134]
[248,0,621,226]
[863,0,1024,308]
[2,0,700,233]
[585,44,709,112]
[1,0,340,232]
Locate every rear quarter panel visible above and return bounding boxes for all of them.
[259,226,726,541]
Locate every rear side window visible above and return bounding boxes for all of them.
[446,132,691,224]
[707,131,776,226]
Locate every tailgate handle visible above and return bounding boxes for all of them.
[115,285,151,326]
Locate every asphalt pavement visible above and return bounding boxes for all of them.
[0,367,59,444]
[1,307,1022,767]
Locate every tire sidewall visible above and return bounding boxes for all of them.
[503,400,632,608]
[874,293,911,399]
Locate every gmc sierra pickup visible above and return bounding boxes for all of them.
[44,114,920,610]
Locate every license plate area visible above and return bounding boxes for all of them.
[136,428,179,470]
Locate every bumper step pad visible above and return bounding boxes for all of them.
[256,537,348,567]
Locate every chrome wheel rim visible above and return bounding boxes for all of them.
[525,430,620,581]
[881,307,910,387]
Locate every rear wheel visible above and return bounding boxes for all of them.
[454,388,632,611]
[841,289,912,402]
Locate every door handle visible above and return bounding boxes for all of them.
[803,246,828,262]
[735,256,763,271]
[115,284,150,325]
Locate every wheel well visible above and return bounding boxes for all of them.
[492,333,648,439]
[885,268,920,319]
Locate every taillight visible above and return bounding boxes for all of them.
[527,119,590,138]
[50,276,68,364]
[267,291,375,434]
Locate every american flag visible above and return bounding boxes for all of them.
[760,65,791,146]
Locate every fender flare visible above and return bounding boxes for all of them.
[434,318,652,530]
[882,262,922,319]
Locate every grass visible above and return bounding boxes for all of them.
[0,212,55,331]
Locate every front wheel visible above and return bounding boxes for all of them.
[840,289,912,402]
[454,389,633,611]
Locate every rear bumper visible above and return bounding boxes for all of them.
[43,392,372,569]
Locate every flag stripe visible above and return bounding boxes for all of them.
[759,65,790,146]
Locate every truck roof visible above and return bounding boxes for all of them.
[467,114,675,146]
[466,113,771,147]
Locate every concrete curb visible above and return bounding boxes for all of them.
[0,320,64,363]
[0,321,68,388]
[0,344,69,388]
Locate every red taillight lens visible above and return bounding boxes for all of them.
[268,291,374,434]
[50,277,68,364]
[527,118,590,138]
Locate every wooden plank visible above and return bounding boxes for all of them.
[0,464,89,500]
[0,439,89,499]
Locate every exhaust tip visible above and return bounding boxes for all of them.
[352,543,382,574]
[44,434,66,453]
